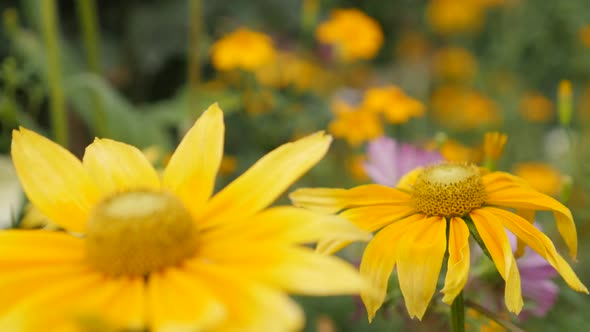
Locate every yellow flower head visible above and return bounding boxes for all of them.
[291,163,587,321]
[513,162,563,197]
[328,100,383,147]
[255,52,324,92]
[519,92,554,122]
[440,139,483,163]
[579,25,590,48]
[2,104,370,331]
[432,46,478,82]
[431,85,501,130]
[211,28,276,71]
[362,86,424,124]
[395,32,431,61]
[315,9,383,62]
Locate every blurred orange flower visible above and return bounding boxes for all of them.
[211,28,276,71]
[578,25,590,48]
[362,86,424,124]
[431,85,501,130]
[519,92,554,122]
[396,32,431,61]
[513,162,563,197]
[316,9,383,62]
[328,100,383,146]
[427,0,486,35]
[219,155,238,176]
[432,46,478,82]
[348,154,369,182]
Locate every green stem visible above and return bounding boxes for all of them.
[76,0,107,136]
[41,0,68,147]
[450,291,465,332]
[188,0,202,112]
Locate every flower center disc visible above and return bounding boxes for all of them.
[412,163,486,217]
[86,191,198,276]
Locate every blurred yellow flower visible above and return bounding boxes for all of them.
[519,92,554,122]
[431,85,501,130]
[483,131,507,162]
[578,25,590,48]
[219,155,238,176]
[432,46,478,82]
[243,89,275,115]
[395,32,431,61]
[329,100,383,146]
[348,154,369,182]
[427,0,486,35]
[211,28,276,71]
[255,52,324,91]
[513,162,563,197]
[316,9,383,62]
[3,103,369,331]
[362,86,424,124]
[440,139,483,163]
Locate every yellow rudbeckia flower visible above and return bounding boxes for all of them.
[1,104,370,331]
[291,162,588,321]
[211,28,276,71]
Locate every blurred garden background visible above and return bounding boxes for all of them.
[1,0,590,331]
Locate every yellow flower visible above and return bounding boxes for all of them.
[432,46,478,82]
[395,32,431,61]
[426,0,486,35]
[211,28,276,71]
[579,25,590,48]
[291,163,587,321]
[362,86,424,124]
[519,92,554,122]
[513,162,563,197]
[219,155,238,177]
[315,9,383,62]
[431,85,501,130]
[328,100,383,147]
[348,155,369,182]
[440,139,482,163]
[255,52,324,92]
[483,131,507,162]
[2,103,370,331]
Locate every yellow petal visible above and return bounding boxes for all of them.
[396,167,424,191]
[163,103,225,216]
[199,132,331,227]
[147,268,226,332]
[200,206,371,247]
[83,138,160,194]
[11,128,99,233]
[0,230,85,264]
[470,210,523,313]
[187,263,303,332]
[480,207,588,294]
[360,213,425,322]
[0,270,107,331]
[396,216,447,320]
[290,184,412,214]
[441,217,470,304]
[485,181,578,259]
[209,247,365,296]
[514,209,535,258]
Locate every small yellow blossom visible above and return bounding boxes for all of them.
[328,100,383,147]
[243,89,275,115]
[255,52,324,91]
[519,92,554,122]
[440,139,482,163]
[427,0,486,35]
[348,155,369,182]
[395,32,431,61]
[211,28,276,71]
[431,85,501,130]
[219,155,238,176]
[316,9,383,62]
[558,80,573,127]
[483,131,507,162]
[579,25,590,48]
[513,162,563,197]
[432,46,478,82]
[362,86,424,124]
